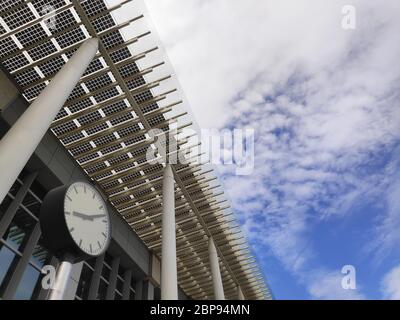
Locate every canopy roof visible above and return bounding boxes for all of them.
[0,0,271,300]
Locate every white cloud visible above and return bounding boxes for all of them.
[141,0,400,298]
[144,0,400,129]
[381,265,400,300]
[307,270,365,300]
[369,166,400,263]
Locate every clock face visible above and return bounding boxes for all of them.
[63,182,111,257]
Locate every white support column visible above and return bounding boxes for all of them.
[209,237,225,300]
[0,38,99,204]
[237,285,245,300]
[161,164,178,300]
[48,261,73,300]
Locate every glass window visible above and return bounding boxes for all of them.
[30,239,50,268]
[21,192,41,217]
[101,264,110,281]
[2,208,37,252]
[76,264,93,300]
[117,264,125,278]
[104,252,113,266]
[0,244,18,294]
[29,180,47,200]
[31,270,47,300]
[14,264,41,300]
[116,277,123,293]
[115,292,122,300]
[97,279,108,300]
[0,180,22,216]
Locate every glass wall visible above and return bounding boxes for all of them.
[0,170,142,300]
[75,252,136,300]
[0,171,51,300]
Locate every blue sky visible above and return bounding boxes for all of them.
[140,0,400,299]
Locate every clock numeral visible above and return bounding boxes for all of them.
[84,185,86,193]
[92,192,96,199]
[69,227,74,232]
[101,232,107,238]
[74,186,78,194]
[66,195,72,201]
[89,244,93,253]
[97,241,102,249]
[79,239,82,247]
[99,205,103,210]
[65,211,71,215]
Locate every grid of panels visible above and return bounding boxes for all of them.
[0,0,270,300]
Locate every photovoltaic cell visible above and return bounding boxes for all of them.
[103,100,128,116]
[31,0,66,14]
[51,10,78,33]
[2,53,29,72]
[55,27,87,48]
[27,41,58,61]
[14,68,41,87]
[91,14,115,33]
[23,82,46,100]
[15,24,47,47]
[38,55,65,77]
[85,73,113,92]
[2,5,35,30]
[0,37,18,58]
[0,0,24,15]
[83,58,104,76]
[67,84,87,101]
[68,98,93,114]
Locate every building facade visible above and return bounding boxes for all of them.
[0,68,177,299]
[0,0,270,300]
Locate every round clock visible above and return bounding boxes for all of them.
[40,181,111,262]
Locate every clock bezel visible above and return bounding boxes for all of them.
[63,181,111,258]
[39,181,112,262]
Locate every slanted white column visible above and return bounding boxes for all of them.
[209,237,225,300]
[237,285,245,300]
[0,38,99,204]
[161,164,178,300]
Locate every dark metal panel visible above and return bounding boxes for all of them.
[87,254,104,300]
[122,268,132,300]
[105,255,120,300]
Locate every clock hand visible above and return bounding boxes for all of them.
[89,214,106,219]
[72,211,94,221]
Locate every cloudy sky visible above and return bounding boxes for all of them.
[139,0,400,299]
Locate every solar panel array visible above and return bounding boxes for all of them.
[0,0,271,300]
